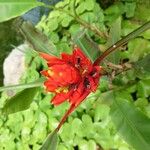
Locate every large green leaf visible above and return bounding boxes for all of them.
[111,94,150,150]
[73,30,101,62]
[40,130,58,150]
[2,87,39,115]
[0,0,42,23]
[21,22,58,56]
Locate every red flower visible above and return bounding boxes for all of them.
[40,47,101,130]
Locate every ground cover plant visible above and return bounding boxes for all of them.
[0,0,150,150]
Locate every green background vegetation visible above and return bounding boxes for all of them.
[0,0,150,149]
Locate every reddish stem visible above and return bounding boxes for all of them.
[55,104,76,132]
[94,21,150,66]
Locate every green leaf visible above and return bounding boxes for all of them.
[128,38,150,62]
[106,17,121,64]
[61,14,73,27]
[20,22,58,56]
[94,104,110,122]
[76,2,86,15]
[85,0,95,11]
[133,53,150,77]
[0,0,42,23]
[104,2,124,23]
[40,130,58,150]
[2,87,39,115]
[73,31,101,62]
[47,18,58,32]
[134,2,150,21]
[137,79,150,98]
[111,95,150,150]
[125,2,136,18]
[142,29,150,39]
[0,78,44,92]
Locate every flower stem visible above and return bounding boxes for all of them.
[94,20,150,65]
[55,104,76,132]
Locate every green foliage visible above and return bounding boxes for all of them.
[73,31,101,62]
[111,94,150,150]
[106,16,121,64]
[127,38,150,62]
[0,0,42,23]
[2,87,39,115]
[21,22,58,56]
[133,54,150,78]
[40,130,58,150]
[0,0,150,150]
[0,19,23,86]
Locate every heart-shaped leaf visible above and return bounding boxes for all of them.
[2,87,39,115]
[40,130,58,150]
[0,0,42,23]
[111,93,150,150]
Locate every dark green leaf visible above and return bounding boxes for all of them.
[2,87,39,115]
[40,130,58,150]
[106,17,121,64]
[111,94,150,150]
[20,22,58,56]
[73,31,101,62]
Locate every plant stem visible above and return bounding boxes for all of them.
[55,104,76,131]
[94,20,150,65]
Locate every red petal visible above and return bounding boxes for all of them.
[39,52,65,66]
[44,80,58,92]
[51,90,73,105]
[47,59,65,67]
[73,48,93,73]
[49,64,81,86]
[39,52,57,61]
[88,75,98,91]
[61,53,73,63]
[40,70,49,77]
[69,80,90,106]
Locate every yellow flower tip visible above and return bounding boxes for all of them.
[55,86,69,93]
[48,70,54,76]
[63,88,68,93]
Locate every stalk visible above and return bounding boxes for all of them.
[94,21,150,65]
[55,104,76,131]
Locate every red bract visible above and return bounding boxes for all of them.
[40,47,101,130]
